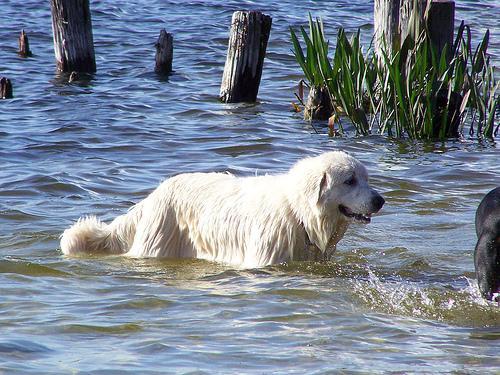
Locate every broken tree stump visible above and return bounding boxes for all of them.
[18,30,32,57]
[1,77,13,99]
[304,85,334,121]
[154,29,173,74]
[220,11,272,103]
[50,0,96,73]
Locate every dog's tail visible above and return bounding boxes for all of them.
[60,216,124,255]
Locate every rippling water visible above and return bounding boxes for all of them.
[1,0,499,373]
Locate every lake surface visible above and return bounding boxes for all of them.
[1,0,499,373]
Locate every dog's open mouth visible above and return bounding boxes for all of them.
[491,285,500,305]
[339,205,371,223]
[492,292,500,304]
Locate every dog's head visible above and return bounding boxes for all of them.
[475,234,500,303]
[475,187,500,303]
[288,151,384,251]
[316,152,385,223]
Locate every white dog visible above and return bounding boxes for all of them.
[61,151,384,268]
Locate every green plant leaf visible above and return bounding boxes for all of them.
[472,29,489,74]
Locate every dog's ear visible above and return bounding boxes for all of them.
[318,173,330,204]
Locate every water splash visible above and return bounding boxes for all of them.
[353,270,500,327]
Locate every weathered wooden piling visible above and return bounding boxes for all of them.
[374,0,402,57]
[18,30,32,57]
[154,29,173,74]
[399,0,426,44]
[1,77,13,99]
[374,0,455,59]
[50,0,96,73]
[220,11,272,103]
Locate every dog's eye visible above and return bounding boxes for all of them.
[344,176,356,185]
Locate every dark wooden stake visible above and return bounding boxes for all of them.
[427,0,455,60]
[18,29,32,57]
[50,0,96,73]
[432,89,462,137]
[1,77,13,99]
[154,29,173,74]
[220,11,272,103]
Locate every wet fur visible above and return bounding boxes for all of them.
[475,187,500,301]
[61,151,384,268]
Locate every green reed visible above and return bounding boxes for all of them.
[290,15,499,139]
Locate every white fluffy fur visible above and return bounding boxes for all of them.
[61,151,382,268]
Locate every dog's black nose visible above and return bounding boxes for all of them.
[372,195,385,212]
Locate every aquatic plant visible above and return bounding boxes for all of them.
[290,15,499,139]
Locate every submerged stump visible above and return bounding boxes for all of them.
[220,11,272,103]
[304,86,333,121]
[1,77,13,99]
[50,0,96,73]
[154,29,173,74]
[18,29,32,57]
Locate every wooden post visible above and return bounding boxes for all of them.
[18,30,32,57]
[154,29,173,74]
[1,77,13,99]
[432,89,462,137]
[374,0,401,58]
[220,11,272,103]
[399,0,426,44]
[50,0,96,73]
[427,0,455,60]
[374,0,455,59]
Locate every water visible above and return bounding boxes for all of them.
[1,0,499,373]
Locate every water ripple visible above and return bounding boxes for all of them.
[0,340,52,359]
[0,0,498,373]
[0,259,69,277]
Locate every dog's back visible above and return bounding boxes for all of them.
[124,172,298,266]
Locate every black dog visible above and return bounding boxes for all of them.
[475,187,500,303]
